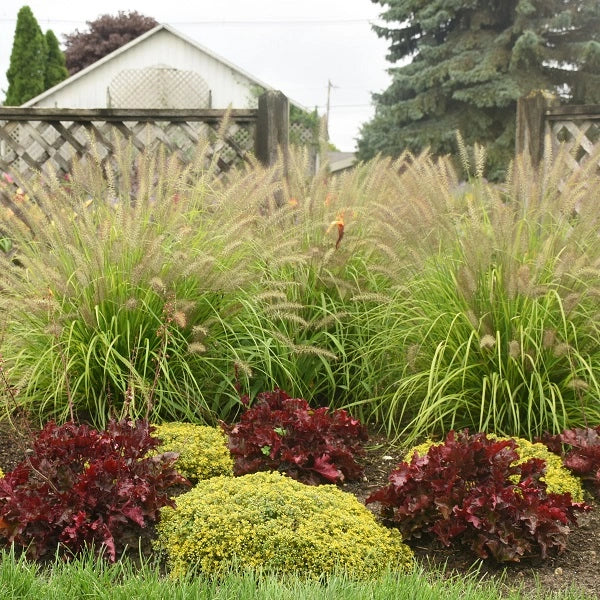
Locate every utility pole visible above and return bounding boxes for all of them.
[325,79,337,140]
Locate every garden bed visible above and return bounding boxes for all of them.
[346,433,600,598]
[0,421,597,598]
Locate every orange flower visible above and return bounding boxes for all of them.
[326,211,345,249]
[289,197,298,207]
[14,188,29,202]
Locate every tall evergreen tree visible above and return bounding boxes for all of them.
[44,29,69,89]
[5,5,47,106]
[358,0,600,178]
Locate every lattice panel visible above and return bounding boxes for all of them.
[109,66,211,109]
[290,123,316,146]
[550,120,600,173]
[0,118,255,178]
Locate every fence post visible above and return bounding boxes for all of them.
[515,90,559,167]
[255,90,289,170]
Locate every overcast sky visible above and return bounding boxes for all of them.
[0,0,392,151]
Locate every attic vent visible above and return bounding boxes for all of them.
[108,65,211,108]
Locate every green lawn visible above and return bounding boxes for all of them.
[0,550,593,600]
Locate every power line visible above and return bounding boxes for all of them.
[316,103,372,108]
[0,17,382,26]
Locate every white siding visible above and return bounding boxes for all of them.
[30,29,259,109]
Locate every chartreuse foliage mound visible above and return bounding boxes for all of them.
[156,471,414,579]
[152,422,233,482]
[405,434,584,502]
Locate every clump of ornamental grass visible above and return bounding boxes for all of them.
[0,141,400,427]
[353,141,600,442]
[212,149,397,406]
[0,138,280,427]
[5,131,600,442]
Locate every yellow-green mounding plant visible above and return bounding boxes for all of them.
[156,471,414,579]
[404,433,584,502]
[152,422,233,482]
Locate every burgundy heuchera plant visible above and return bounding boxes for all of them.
[223,388,368,485]
[543,424,600,497]
[366,430,589,562]
[0,419,188,561]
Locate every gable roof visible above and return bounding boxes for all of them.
[23,23,304,109]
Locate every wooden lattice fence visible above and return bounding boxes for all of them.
[0,108,256,178]
[545,105,600,173]
[516,91,600,173]
[0,91,317,180]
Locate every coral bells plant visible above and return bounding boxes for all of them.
[366,430,588,562]
[0,419,188,561]
[223,389,368,485]
[543,425,600,497]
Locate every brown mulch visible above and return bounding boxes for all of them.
[0,422,598,597]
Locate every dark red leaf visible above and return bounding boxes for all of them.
[367,429,588,562]
[0,419,189,561]
[223,389,367,485]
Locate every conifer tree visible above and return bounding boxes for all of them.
[44,29,69,89]
[358,0,600,178]
[5,6,47,105]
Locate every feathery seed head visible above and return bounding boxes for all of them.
[187,342,206,354]
[508,340,521,359]
[479,334,496,351]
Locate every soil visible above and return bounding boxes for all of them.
[0,423,598,598]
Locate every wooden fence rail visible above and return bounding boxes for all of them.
[0,90,292,178]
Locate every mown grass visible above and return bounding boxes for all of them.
[0,549,593,600]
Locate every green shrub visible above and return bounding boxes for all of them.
[152,422,233,482]
[405,434,584,502]
[156,471,414,579]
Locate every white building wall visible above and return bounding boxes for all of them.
[29,29,259,109]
